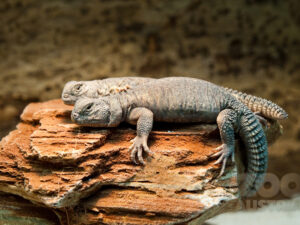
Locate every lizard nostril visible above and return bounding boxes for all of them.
[71,112,79,121]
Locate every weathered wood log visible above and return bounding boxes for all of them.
[0,99,282,225]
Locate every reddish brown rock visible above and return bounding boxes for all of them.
[0,99,282,225]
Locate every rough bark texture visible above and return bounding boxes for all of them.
[0,99,282,225]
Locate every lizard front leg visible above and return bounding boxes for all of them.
[212,109,238,176]
[127,107,154,165]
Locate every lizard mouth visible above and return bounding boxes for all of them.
[63,100,76,105]
[71,113,109,127]
[62,95,76,105]
[74,120,109,127]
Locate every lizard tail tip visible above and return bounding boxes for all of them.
[272,106,288,120]
[277,111,288,120]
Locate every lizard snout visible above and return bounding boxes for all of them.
[71,112,79,122]
[63,94,69,99]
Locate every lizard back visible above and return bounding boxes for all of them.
[118,77,232,123]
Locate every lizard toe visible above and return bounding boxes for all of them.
[128,136,152,165]
[142,143,153,155]
[211,150,223,157]
[215,145,224,151]
[214,154,224,165]
[213,144,234,177]
[130,146,138,164]
[210,144,224,157]
[219,157,228,177]
[137,146,145,165]
[129,137,137,144]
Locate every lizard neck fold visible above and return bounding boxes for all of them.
[107,93,132,125]
[107,96,123,126]
[117,93,132,121]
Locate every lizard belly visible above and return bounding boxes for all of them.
[152,108,220,123]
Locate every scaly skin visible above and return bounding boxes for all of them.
[71,77,276,197]
[61,77,154,105]
[224,87,288,120]
[62,77,288,123]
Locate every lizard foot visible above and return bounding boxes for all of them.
[211,144,234,177]
[254,112,268,126]
[129,136,153,165]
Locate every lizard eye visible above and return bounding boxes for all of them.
[85,103,93,112]
[73,83,83,92]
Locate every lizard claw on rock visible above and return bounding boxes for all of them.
[212,144,234,177]
[128,136,153,165]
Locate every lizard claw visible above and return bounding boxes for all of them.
[128,136,153,165]
[129,137,136,143]
[129,144,138,164]
[213,144,234,177]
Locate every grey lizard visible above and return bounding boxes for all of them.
[62,77,287,121]
[71,77,285,196]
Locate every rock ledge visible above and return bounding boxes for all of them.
[0,99,281,225]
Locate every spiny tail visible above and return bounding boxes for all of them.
[238,109,268,196]
[225,87,288,120]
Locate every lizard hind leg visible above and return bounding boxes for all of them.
[212,109,238,177]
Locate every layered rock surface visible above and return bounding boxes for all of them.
[0,99,281,224]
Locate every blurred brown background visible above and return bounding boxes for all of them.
[0,0,299,198]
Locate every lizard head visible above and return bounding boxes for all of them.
[62,81,99,105]
[62,81,87,105]
[71,97,122,127]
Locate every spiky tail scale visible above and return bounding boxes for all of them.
[225,87,288,120]
[238,109,268,196]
